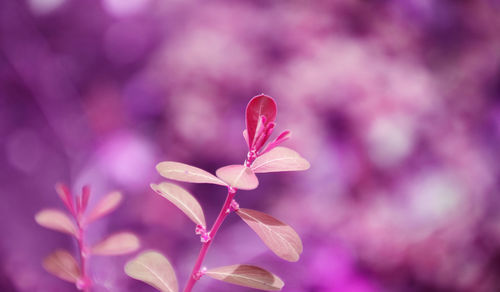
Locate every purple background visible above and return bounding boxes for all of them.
[2,0,500,291]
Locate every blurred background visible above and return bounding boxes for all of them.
[1,0,500,291]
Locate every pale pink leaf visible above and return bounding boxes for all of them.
[42,249,81,283]
[92,232,140,256]
[35,209,77,237]
[86,191,123,223]
[156,161,227,186]
[125,250,178,292]
[237,208,303,262]
[246,94,277,148]
[251,147,310,173]
[81,185,91,212]
[206,264,284,291]
[216,165,259,190]
[150,182,206,227]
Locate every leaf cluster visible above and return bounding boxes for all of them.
[126,94,309,291]
[35,184,140,289]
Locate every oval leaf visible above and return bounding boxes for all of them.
[206,264,284,291]
[216,165,259,190]
[92,232,140,256]
[251,147,310,173]
[43,249,81,283]
[125,250,178,292]
[86,191,123,223]
[150,182,206,227]
[237,208,303,262]
[35,209,77,237]
[156,161,227,186]
[246,94,277,148]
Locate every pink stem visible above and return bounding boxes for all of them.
[76,218,91,291]
[183,187,237,292]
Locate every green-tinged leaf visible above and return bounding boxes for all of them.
[216,165,258,190]
[150,182,206,227]
[251,147,310,173]
[92,232,140,256]
[206,264,284,291]
[156,161,227,186]
[237,208,303,262]
[43,249,80,283]
[35,209,77,237]
[125,250,178,292]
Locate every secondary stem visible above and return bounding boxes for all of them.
[77,220,90,291]
[183,187,237,292]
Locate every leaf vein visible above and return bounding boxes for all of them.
[136,261,173,292]
[239,210,297,258]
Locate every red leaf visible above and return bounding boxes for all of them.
[246,94,277,149]
[55,183,74,214]
[216,165,259,190]
[156,161,227,186]
[251,147,310,173]
[35,209,77,237]
[80,185,91,213]
[92,232,140,256]
[206,264,284,291]
[237,208,303,262]
[125,250,178,292]
[86,191,122,224]
[150,182,206,227]
[254,122,275,153]
[43,249,81,283]
[259,130,291,155]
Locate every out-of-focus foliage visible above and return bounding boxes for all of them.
[34,185,139,290]
[1,0,500,291]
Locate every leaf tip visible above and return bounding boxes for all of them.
[303,159,311,170]
[206,264,284,291]
[150,182,158,191]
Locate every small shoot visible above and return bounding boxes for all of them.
[55,183,75,215]
[35,184,140,290]
[246,94,277,153]
[259,130,291,155]
[128,94,309,292]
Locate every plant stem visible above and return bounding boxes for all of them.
[183,187,237,292]
[77,221,91,292]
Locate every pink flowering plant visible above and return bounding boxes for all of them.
[35,184,140,291]
[125,94,310,292]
